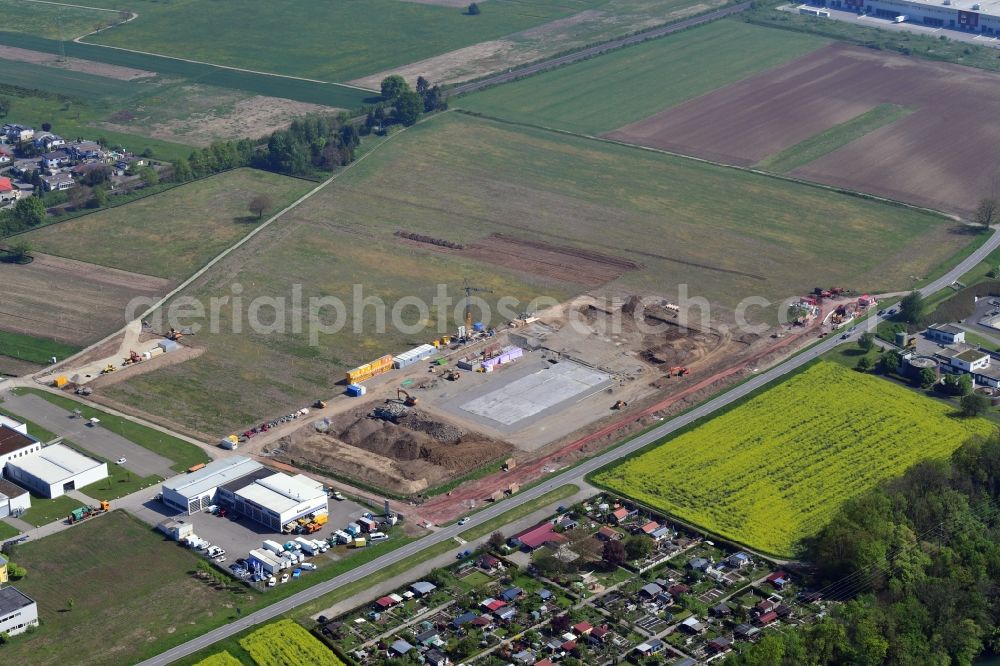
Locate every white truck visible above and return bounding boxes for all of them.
[262,539,284,556]
[295,536,321,555]
[248,549,284,575]
[311,538,329,553]
[332,530,351,544]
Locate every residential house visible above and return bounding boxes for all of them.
[68,140,104,160]
[11,159,38,178]
[5,124,34,142]
[478,554,502,572]
[927,323,965,345]
[640,520,659,535]
[766,571,790,589]
[595,526,621,541]
[415,628,440,647]
[650,526,670,541]
[471,614,494,629]
[511,521,567,551]
[556,514,577,530]
[482,598,506,612]
[425,648,449,666]
[450,611,477,629]
[535,659,554,666]
[688,557,711,572]
[610,507,629,525]
[495,607,517,622]
[735,623,760,640]
[756,610,778,626]
[410,581,436,597]
[537,588,553,602]
[374,594,400,610]
[634,638,665,656]
[500,586,522,602]
[726,552,752,569]
[33,132,65,150]
[389,639,413,656]
[755,598,780,616]
[679,616,706,634]
[41,149,71,170]
[710,602,731,618]
[572,621,593,637]
[0,176,19,203]
[590,626,611,644]
[640,582,664,599]
[667,583,690,596]
[708,636,733,654]
[41,172,74,192]
[511,650,535,665]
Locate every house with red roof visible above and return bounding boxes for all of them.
[511,521,567,551]
[640,520,659,535]
[572,621,593,636]
[610,507,629,524]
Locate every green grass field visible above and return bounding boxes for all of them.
[79,0,607,82]
[0,511,255,666]
[14,388,209,473]
[0,330,80,365]
[0,521,20,540]
[19,494,83,527]
[102,112,971,433]
[591,362,994,556]
[457,21,827,134]
[0,56,141,101]
[756,104,913,173]
[22,169,315,280]
[3,1,116,40]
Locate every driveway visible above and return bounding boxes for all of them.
[0,391,175,478]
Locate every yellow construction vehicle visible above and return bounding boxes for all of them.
[101,364,117,375]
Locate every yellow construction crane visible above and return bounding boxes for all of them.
[462,278,493,337]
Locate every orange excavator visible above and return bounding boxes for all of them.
[397,389,418,406]
[668,366,689,377]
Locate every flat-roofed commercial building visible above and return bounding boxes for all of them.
[232,472,327,531]
[161,456,263,514]
[5,443,107,498]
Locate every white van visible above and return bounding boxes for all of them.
[369,532,388,542]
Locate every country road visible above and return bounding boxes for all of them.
[449,2,752,96]
[140,227,1000,665]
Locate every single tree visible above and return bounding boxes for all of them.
[7,240,32,263]
[550,614,572,634]
[879,349,902,374]
[487,531,506,552]
[858,331,874,351]
[973,197,998,231]
[66,598,75,611]
[898,291,926,326]
[958,372,973,396]
[918,366,937,389]
[624,535,654,561]
[960,391,989,417]
[856,356,874,373]
[89,185,109,208]
[41,122,52,132]
[394,90,423,126]
[248,194,273,219]
[415,76,429,94]
[602,538,627,568]
[467,2,481,14]
[380,74,409,101]
[138,165,159,187]
[13,196,46,228]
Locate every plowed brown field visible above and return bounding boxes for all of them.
[608,43,1000,216]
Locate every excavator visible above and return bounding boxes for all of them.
[166,328,183,341]
[668,366,689,377]
[101,364,117,375]
[612,400,628,410]
[397,389,418,407]
[121,350,142,367]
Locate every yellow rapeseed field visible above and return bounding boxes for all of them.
[240,619,343,666]
[193,652,243,666]
[593,362,993,556]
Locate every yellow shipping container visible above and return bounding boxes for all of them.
[53,376,68,388]
[345,354,394,384]
[313,513,328,526]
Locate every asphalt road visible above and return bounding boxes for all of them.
[449,2,752,97]
[141,228,1000,666]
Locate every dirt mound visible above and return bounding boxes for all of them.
[279,403,512,496]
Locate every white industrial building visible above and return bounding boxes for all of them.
[0,478,30,519]
[0,583,39,637]
[818,0,1000,34]
[0,419,42,468]
[161,456,263,514]
[230,472,328,531]
[4,443,107,498]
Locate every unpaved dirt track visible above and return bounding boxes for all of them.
[608,43,1000,217]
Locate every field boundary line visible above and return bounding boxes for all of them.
[453,110,963,222]
[14,130,409,392]
[71,24,377,93]
[18,0,126,14]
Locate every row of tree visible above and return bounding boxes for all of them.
[726,434,1000,665]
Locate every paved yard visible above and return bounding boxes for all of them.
[0,391,175,478]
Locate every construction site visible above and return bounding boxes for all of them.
[255,291,778,498]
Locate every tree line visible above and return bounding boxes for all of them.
[726,434,1000,666]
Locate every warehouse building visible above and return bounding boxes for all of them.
[230,472,327,531]
[4,444,107,498]
[393,344,436,369]
[0,478,30,519]
[0,420,42,468]
[0,585,38,637]
[161,456,263,514]
[819,0,1000,34]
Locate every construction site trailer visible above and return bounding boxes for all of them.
[346,383,366,397]
[393,344,437,369]
[345,354,394,384]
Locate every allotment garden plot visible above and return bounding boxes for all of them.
[607,43,1000,217]
[591,362,993,556]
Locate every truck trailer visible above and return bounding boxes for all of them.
[248,549,284,575]
[262,539,284,556]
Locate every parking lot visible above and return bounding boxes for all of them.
[157,494,374,572]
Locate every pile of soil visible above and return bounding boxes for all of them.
[277,404,512,496]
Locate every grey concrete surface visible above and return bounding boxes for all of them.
[0,391,175,478]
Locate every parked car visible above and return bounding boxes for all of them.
[267,576,277,587]
[116,457,126,465]
[280,573,290,584]
[457,517,469,525]
[214,555,227,563]
[456,549,472,559]
[300,562,317,571]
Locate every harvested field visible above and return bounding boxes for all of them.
[277,403,512,495]
[0,253,169,346]
[0,45,154,80]
[607,43,1000,216]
